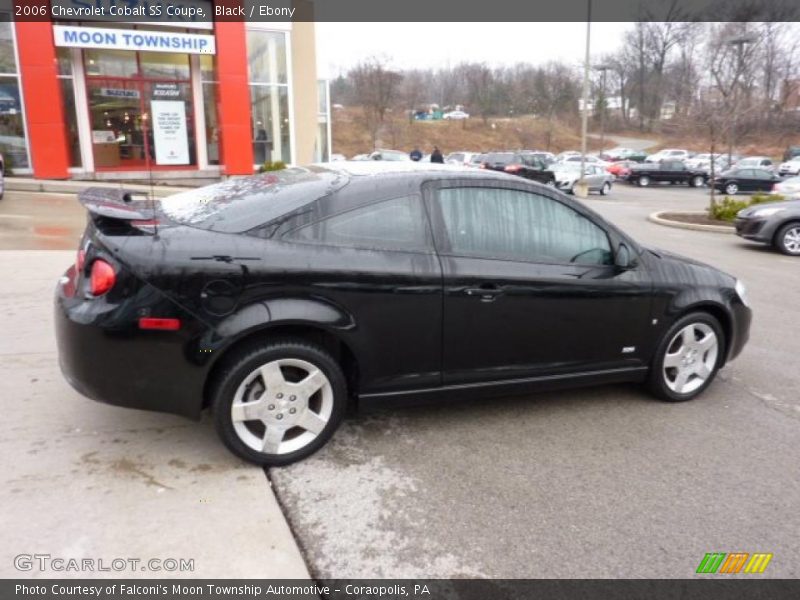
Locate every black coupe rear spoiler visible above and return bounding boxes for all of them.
[78,188,156,221]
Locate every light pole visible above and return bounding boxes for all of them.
[576,0,592,198]
[594,64,611,156]
[726,34,757,165]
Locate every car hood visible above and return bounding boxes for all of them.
[644,246,735,286]
[738,199,800,216]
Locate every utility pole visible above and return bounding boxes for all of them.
[577,0,592,198]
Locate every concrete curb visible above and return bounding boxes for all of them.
[5,177,188,198]
[648,211,735,234]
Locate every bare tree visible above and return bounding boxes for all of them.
[349,57,403,147]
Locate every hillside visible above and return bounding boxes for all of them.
[331,108,603,158]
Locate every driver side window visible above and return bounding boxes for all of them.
[435,187,613,265]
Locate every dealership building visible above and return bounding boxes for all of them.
[0,1,330,180]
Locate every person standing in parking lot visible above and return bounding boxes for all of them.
[431,146,444,163]
[410,147,422,161]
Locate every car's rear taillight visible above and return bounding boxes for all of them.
[772,184,778,192]
[479,163,487,169]
[89,259,116,296]
[505,164,521,173]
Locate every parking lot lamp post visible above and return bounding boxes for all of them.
[577,0,592,198]
[726,35,757,166]
[595,64,611,156]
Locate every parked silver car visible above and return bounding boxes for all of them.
[735,199,800,255]
[552,162,614,195]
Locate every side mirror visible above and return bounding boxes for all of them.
[615,242,634,270]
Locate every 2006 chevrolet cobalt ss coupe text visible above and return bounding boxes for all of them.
[55,162,751,465]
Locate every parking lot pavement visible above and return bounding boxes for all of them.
[0,250,309,579]
[271,182,800,579]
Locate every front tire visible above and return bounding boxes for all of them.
[774,222,800,256]
[647,313,724,402]
[600,182,611,196]
[691,175,705,188]
[725,182,739,195]
[212,339,347,466]
[638,175,650,187]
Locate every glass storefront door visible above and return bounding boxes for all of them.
[84,49,196,171]
[87,79,146,168]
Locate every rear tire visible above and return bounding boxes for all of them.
[725,182,739,195]
[691,175,705,188]
[774,222,800,256]
[211,339,347,466]
[600,182,611,196]
[638,175,650,187]
[647,312,725,402]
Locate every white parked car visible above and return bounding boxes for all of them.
[773,176,800,199]
[735,156,776,173]
[645,149,690,163]
[443,110,470,120]
[445,151,479,165]
[778,159,800,176]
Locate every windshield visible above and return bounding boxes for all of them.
[738,158,760,166]
[160,167,348,233]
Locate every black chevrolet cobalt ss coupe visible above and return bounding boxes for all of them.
[55,162,751,465]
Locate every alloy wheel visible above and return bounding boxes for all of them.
[639,176,650,187]
[230,358,333,455]
[662,323,719,395]
[725,183,738,195]
[782,226,800,255]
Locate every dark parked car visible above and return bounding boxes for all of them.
[625,160,708,187]
[481,152,555,185]
[711,168,781,195]
[55,163,751,465]
[735,199,800,255]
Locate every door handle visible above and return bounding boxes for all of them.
[464,285,503,301]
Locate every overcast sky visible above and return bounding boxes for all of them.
[315,22,632,77]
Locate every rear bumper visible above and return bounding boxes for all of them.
[55,266,210,420]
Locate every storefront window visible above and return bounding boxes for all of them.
[140,52,190,80]
[0,15,17,74]
[200,55,220,166]
[247,30,287,84]
[315,80,330,162]
[250,86,291,165]
[84,49,138,78]
[0,14,29,169]
[247,29,290,165]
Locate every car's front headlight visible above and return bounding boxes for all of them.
[751,207,785,218]
[735,279,749,307]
